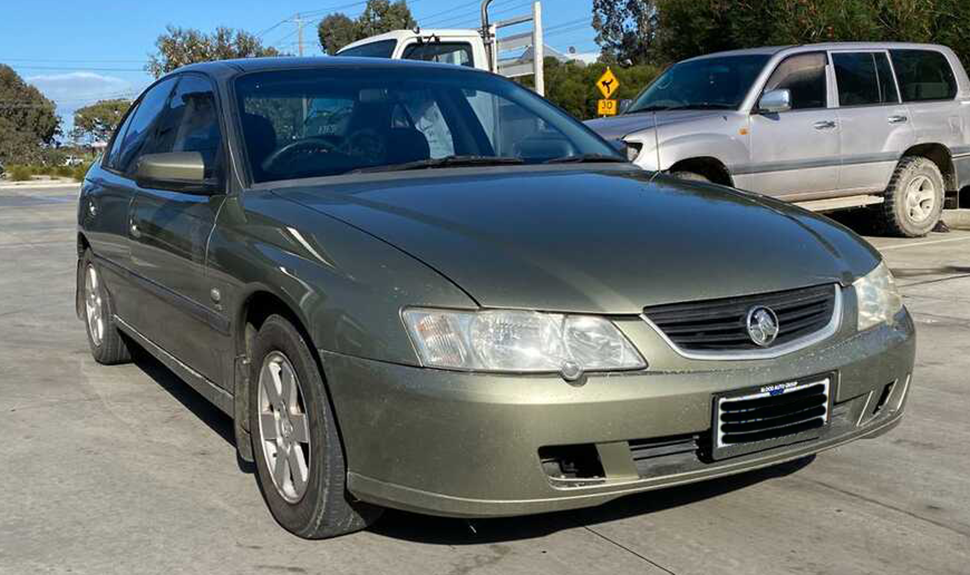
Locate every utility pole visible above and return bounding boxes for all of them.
[295,13,305,57]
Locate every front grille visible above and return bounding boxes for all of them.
[716,379,830,451]
[643,284,837,353]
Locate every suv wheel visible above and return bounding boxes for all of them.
[249,315,382,539]
[81,250,131,365]
[881,156,945,237]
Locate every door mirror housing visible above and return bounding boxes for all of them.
[618,99,633,114]
[758,89,792,114]
[135,152,218,194]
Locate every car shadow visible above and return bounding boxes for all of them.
[129,345,815,542]
[130,347,255,473]
[369,457,815,545]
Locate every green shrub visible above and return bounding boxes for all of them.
[55,165,73,178]
[9,165,33,181]
[72,163,92,182]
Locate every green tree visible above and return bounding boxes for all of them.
[147,26,281,78]
[72,98,131,143]
[316,0,416,55]
[651,0,970,69]
[319,14,358,56]
[0,64,61,165]
[592,0,657,65]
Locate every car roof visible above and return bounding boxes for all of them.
[687,41,954,62]
[169,56,482,80]
[339,29,480,52]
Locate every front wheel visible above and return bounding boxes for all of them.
[880,156,945,237]
[249,315,382,539]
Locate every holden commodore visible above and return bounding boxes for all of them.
[76,57,915,538]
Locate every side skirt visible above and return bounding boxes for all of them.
[114,315,234,416]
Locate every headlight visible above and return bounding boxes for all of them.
[402,308,646,379]
[853,262,903,331]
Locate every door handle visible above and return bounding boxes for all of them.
[888,115,908,124]
[814,120,837,130]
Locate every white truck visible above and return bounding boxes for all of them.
[337,0,545,95]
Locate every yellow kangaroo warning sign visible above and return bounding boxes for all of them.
[597,67,620,99]
[597,99,618,116]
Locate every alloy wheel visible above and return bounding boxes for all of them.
[904,175,937,223]
[257,351,312,504]
[84,264,105,347]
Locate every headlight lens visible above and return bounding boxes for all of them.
[853,262,903,331]
[403,309,646,378]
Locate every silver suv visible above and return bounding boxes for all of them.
[587,43,970,237]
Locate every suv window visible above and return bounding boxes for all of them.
[402,42,473,67]
[337,40,397,58]
[148,75,223,176]
[108,77,177,173]
[890,49,957,102]
[833,52,898,106]
[763,53,827,110]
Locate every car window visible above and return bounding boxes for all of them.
[234,67,619,183]
[337,40,397,58]
[833,52,899,106]
[147,75,223,177]
[103,104,137,171]
[890,49,957,102]
[763,53,827,110]
[628,55,770,112]
[111,77,177,174]
[401,42,473,67]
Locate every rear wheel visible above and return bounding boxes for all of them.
[81,250,131,365]
[249,315,382,539]
[880,156,945,237]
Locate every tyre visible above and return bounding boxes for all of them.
[670,171,711,183]
[249,315,382,539]
[880,156,945,237]
[81,250,131,365]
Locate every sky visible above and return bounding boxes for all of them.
[0,0,598,137]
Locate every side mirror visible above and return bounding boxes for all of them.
[135,152,217,194]
[618,99,633,114]
[758,89,792,114]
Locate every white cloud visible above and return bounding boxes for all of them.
[26,72,141,137]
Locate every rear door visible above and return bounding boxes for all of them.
[746,52,841,198]
[889,48,963,159]
[831,50,915,192]
[128,74,228,385]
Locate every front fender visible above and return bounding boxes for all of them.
[657,131,750,174]
[208,192,477,367]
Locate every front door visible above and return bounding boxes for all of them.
[831,50,915,193]
[128,74,228,385]
[742,52,841,198]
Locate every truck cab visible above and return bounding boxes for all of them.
[337,29,490,71]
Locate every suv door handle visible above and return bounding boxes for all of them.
[888,115,909,124]
[813,120,837,130]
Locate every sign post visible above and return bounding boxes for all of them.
[596,67,621,117]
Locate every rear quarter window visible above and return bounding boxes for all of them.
[890,49,957,102]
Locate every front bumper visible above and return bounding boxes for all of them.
[321,309,915,518]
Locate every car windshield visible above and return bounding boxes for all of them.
[235,67,622,183]
[627,54,771,113]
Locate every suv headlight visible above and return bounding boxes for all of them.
[403,308,646,379]
[853,262,903,332]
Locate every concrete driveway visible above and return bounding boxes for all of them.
[1,184,967,575]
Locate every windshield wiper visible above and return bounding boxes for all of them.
[544,154,628,164]
[352,155,524,174]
